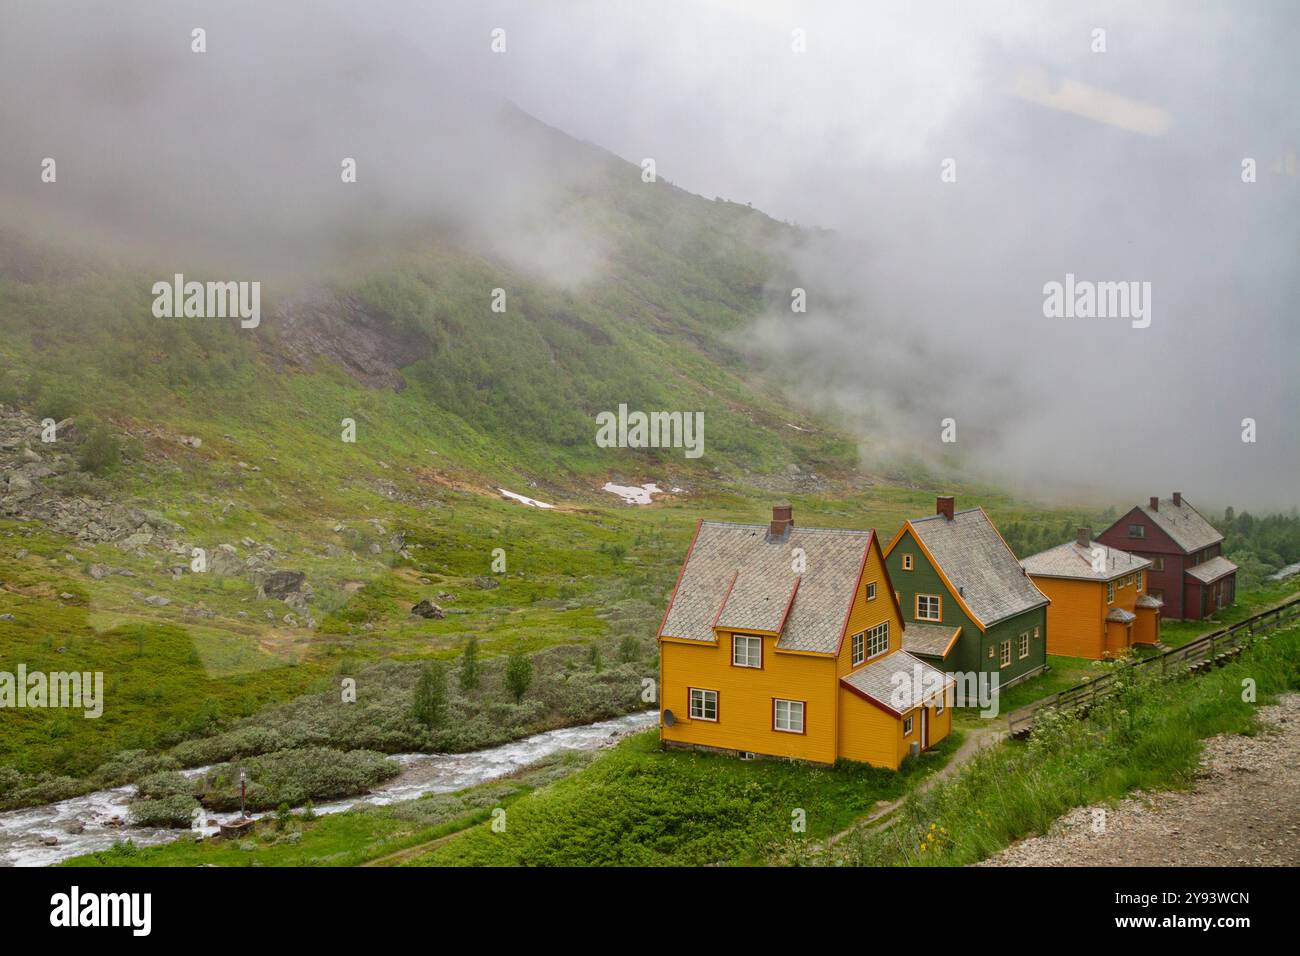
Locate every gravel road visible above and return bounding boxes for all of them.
[980,693,1300,866]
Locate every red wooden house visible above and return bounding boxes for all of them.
[1097,493,1237,621]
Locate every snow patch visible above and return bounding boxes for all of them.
[603,482,662,506]
[498,488,554,509]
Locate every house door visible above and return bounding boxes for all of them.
[920,708,929,750]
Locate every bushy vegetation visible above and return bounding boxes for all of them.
[193,747,400,813]
[833,624,1300,866]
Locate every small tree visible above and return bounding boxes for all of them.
[618,633,640,664]
[412,660,449,728]
[589,644,603,673]
[504,646,533,704]
[77,422,120,475]
[459,635,481,692]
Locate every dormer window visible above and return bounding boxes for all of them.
[732,635,762,668]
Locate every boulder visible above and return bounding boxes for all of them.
[411,599,445,619]
[472,575,500,591]
[258,570,306,599]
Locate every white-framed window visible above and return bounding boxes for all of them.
[732,635,762,669]
[1018,632,1029,659]
[774,699,805,733]
[851,631,865,666]
[916,594,941,622]
[866,581,877,601]
[902,553,914,571]
[1136,571,1144,591]
[1034,626,1040,640]
[688,688,718,722]
[988,644,995,660]
[903,715,914,736]
[867,621,890,658]
[1107,581,1115,604]
[1000,640,1011,667]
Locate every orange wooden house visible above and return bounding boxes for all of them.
[1020,528,1162,659]
[656,505,954,769]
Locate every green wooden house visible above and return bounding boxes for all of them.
[884,496,1049,689]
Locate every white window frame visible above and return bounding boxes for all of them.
[903,715,914,736]
[851,631,865,666]
[1136,571,1143,591]
[916,594,941,622]
[688,688,718,722]
[867,621,890,659]
[732,635,762,669]
[773,698,805,734]
[902,553,914,571]
[866,581,877,601]
[1000,640,1011,668]
[1018,632,1029,659]
[1107,581,1115,604]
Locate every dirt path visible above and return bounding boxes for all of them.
[823,725,1006,848]
[980,694,1300,866]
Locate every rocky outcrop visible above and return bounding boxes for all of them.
[411,599,445,619]
[270,288,430,391]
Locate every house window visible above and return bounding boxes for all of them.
[1018,632,1029,659]
[902,554,914,571]
[916,594,942,622]
[1033,626,1041,640]
[688,688,718,722]
[988,645,995,660]
[866,582,877,601]
[1128,524,1145,538]
[852,631,865,666]
[1152,556,1164,571]
[1136,571,1143,591]
[732,635,762,669]
[867,622,890,658]
[999,640,1011,668]
[1107,581,1115,604]
[903,715,913,736]
[774,699,805,734]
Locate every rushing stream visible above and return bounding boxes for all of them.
[0,710,658,867]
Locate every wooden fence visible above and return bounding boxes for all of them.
[1006,594,1300,738]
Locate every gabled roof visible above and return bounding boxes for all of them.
[1186,555,1238,584]
[1106,607,1136,624]
[841,650,954,714]
[658,521,875,654]
[901,622,961,659]
[1021,539,1151,582]
[898,508,1048,629]
[1137,497,1223,553]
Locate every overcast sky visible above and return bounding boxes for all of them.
[2,1,1297,509]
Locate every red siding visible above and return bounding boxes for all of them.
[1098,507,1186,618]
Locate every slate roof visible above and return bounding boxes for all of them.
[1021,539,1151,582]
[906,508,1048,628]
[1136,593,1164,609]
[841,650,954,713]
[902,622,961,659]
[659,521,872,654]
[1106,607,1137,624]
[1138,497,1223,553]
[1186,555,1238,584]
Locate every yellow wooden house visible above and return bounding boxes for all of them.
[1020,528,1162,659]
[656,505,954,769]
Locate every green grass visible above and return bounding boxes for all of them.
[834,622,1300,866]
[400,729,962,866]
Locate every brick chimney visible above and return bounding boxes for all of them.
[1149,496,1159,511]
[770,503,793,537]
[936,496,955,521]
[1172,491,1182,507]
[1076,527,1091,548]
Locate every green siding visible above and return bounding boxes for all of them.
[885,527,1047,685]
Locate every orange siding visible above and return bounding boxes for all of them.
[1033,577,1105,658]
[838,686,904,768]
[836,540,904,678]
[660,635,839,764]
